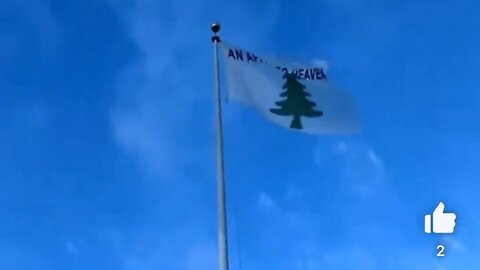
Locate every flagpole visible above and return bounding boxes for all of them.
[211,22,230,270]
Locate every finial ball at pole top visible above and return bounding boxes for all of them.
[211,22,221,33]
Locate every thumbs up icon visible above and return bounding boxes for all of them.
[425,202,457,234]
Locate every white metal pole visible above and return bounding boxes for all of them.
[211,22,229,270]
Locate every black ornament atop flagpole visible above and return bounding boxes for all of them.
[211,22,221,42]
[211,21,229,270]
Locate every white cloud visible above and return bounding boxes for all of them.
[258,192,276,210]
[102,0,281,269]
[112,105,184,179]
[251,151,477,270]
[367,149,382,168]
[108,0,281,180]
[312,59,329,70]
[66,241,79,256]
[334,140,350,154]
[317,140,389,200]
[285,182,303,204]
[102,225,216,270]
[108,6,208,179]
[441,236,467,253]
[184,243,216,270]
[320,244,377,270]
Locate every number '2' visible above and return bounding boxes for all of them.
[437,245,445,257]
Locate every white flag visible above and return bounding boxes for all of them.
[220,43,360,134]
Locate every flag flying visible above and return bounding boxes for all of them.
[220,42,360,134]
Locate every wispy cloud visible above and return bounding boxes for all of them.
[254,202,318,270]
[102,224,216,270]
[66,241,79,256]
[184,243,217,270]
[441,236,467,253]
[258,192,276,210]
[251,193,382,270]
[253,192,458,270]
[104,0,281,269]
[109,0,281,181]
[316,140,390,200]
[109,4,203,180]
[320,244,377,269]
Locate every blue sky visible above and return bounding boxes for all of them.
[1,0,480,269]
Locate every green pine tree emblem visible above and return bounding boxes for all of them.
[270,72,323,129]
